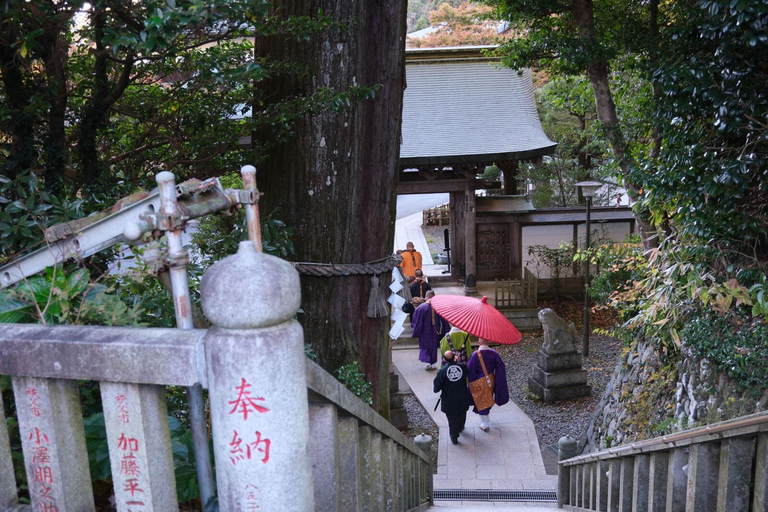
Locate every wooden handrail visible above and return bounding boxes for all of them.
[560,410,768,466]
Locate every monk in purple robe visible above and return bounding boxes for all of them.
[467,338,509,431]
[411,291,450,370]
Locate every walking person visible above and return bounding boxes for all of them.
[439,325,473,366]
[398,241,423,278]
[433,350,470,444]
[467,338,509,432]
[411,291,449,370]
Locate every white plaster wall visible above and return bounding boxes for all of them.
[522,225,574,279]
[524,221,632,278]
[576,221,632,248]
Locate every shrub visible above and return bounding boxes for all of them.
[334,362,373,406]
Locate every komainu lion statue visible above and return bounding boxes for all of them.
[538,308,577,355]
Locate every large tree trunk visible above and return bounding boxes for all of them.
[572,0,659,250]
[0,16,37,180]
[257,0,407,417]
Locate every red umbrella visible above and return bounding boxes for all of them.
[430,295,522,345]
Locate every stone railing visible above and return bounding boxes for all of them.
[556,411,768,511]
[0,241,431,512]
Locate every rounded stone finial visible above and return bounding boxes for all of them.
[558,435,578,460]
[414,434,432,454]
[240,165,256,175]
[156,171,174,183]
[201,241,301,329]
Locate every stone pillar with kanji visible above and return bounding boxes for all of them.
[201,241,314,512]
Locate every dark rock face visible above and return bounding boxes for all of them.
[580,339,768,454]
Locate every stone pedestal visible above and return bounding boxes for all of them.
[528,349,592,403]
[530,308,592,403]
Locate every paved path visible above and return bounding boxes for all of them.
[392,349,556,494]
[430,503,558,510]
[394,211,434,265]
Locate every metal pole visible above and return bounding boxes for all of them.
[155,171,216,510]
[240,165,263,251]
[583,196,591,357]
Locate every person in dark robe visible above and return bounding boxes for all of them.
[409,269,432,302]
[466,338,510,431]
[433,350,470,444]
[411,290,449,370]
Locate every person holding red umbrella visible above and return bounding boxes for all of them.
[429,295,520,432]
[467,338,510,431]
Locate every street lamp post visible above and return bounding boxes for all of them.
[575,181,601,357]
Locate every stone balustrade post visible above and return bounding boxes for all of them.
[371,433,384,511]
[716,437,755,512]
[338,417,362,511]
[632,454,650,512]
[619,457,635,512]
[557,437,577,508]
[569,466,577,506]
[687,443,720,512]
[358,426,373,510]
[754,433,768,512]
[381,438,394,511]
[666,448,689,512]
[648,452,669,512]
[607,459,621,512]
[596,461,609,512]
[201,241,313,512]
[308,403,340,511]
[12,377,94,511]
[395,445,405,511]
[0,393,17,509]
[100,382,178,511]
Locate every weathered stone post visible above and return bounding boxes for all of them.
[201,241,313,511]
[0,393,17,509]
[100,382,178,511]
[557,436,577,508]
[12,377,94,511]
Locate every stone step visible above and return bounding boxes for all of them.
[501,308,541,331]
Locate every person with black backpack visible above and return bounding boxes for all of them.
[433,350,470,445]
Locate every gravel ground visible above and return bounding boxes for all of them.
[422,224,449,261]
[498,330,622,447]
[400,393,440,473]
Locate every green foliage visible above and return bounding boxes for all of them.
[681,310,768,399]
[526,242,574,300]
[0,170,84,259]
[0,266,143,326]
[749,275,768,322]
[334,362,373,406]
[630,0,768,249]
[587,235,646,305]
[480,164,501,181]
[0,1,378,258]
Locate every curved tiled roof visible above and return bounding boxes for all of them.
[400,51,557,166]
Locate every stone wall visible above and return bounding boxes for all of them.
[580,339,768,454]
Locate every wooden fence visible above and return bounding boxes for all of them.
[557,411,768,511]
[494,268,538,309]
[0,242,431,512]
[422,205,450,226]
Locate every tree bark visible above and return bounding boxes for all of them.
[40,8,73,194]
[571,0,659,250]
[257,0,407,417]
[0,14,37,180]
